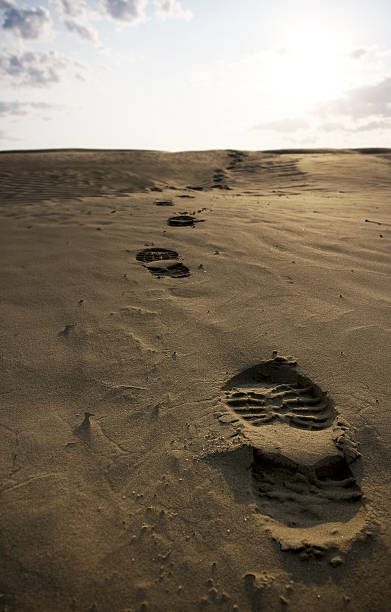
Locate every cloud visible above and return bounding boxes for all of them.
[317,77,391,120]
[102,0,191,23]
[103,0,147,23]
[59,0,88,17]
[320,119,391,133]
[254,118,309,132]
[0,50,80,86]
[153,0,192,20]
[0,2,52,40]
[349,48,368,60]
[0,100,63,116]
[51,0,101,46]
[0,128,21,142]
[63,17,100,44]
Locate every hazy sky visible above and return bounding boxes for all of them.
[1,0,391,151]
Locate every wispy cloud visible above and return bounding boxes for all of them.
[153,0,192,20]
[0,128,21,141]
[316,77,391,120]
[0,100,66,116]
[63,17,100,44]
[320,119,391,133]
[59,0,88,17]
[51,0,101,46]
[349,48,368,60]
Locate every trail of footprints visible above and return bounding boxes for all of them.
[136,196,207,278]
[221,355,362,528]
[134,158,364,537]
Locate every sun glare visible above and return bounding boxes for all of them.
[271,20,351,110]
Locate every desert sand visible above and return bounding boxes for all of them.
[0,148,390,611]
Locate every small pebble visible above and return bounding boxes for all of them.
[330,555,343,567]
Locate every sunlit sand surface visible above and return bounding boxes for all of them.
[0,148,390,611]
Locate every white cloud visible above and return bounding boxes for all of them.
[0,100,58,115]
[320,119,391,133]
[349,48,368,60]
[63,17,100,44]
[103,0,147,23]
[153,0,192,20]
[317,77,391,120]
[59,0,88,17]
[0,1,13,10]
[0,101,70,126]
[0,2,52,40]
[0,50,83,87]
[251,73,391,140]
[52,0,101,46]
[0,128,21,142]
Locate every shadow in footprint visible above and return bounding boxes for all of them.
[147,262,190,278]
[167,215,204,227]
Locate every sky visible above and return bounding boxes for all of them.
[1,0,391,151]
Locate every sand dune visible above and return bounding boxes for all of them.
[0,148,390,611]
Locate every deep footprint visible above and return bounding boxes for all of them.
[222,356,335,430]
[220,355,362,529]
[167,215,203,227]
[147,262,190,278]
[136,247,178,262]
[252,451,361,527]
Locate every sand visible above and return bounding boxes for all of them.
[0,148,390,611]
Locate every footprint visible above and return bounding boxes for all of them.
[223,356,334,430]
[252,451,362,528]
[219,354,363,535]
[136,248,179,262]
[147,262,190,278]
[211,168,231,190]
[135,248,190,278]
[167,215,203,227]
